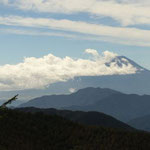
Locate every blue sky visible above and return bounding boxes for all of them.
[0,0,150,67]
[1,32,150,69]
[0,0,150,91]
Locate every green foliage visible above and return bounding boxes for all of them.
[0,109,150,150]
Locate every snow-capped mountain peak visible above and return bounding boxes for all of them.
[105,56,147,73]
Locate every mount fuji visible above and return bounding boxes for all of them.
[0,55,150,104]
[42,55,150,95]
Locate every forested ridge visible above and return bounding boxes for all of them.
[0,109,150,150]
[16,107,133,130]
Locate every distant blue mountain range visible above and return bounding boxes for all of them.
[19,87,150,123]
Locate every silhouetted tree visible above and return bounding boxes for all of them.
[0,94,18,109]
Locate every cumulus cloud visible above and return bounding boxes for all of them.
[1,0,150,26]
[85,49,99,58]
[0,49,137,91]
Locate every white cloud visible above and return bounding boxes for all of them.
[0,0,8,5]
[0,49,137,91]
[0,28,77,39]
[1,15,150,46]
[85,49,99,58]
[2,0,150,26]
[69,88,76,93]
[1,27,150,47]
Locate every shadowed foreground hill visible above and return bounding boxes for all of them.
[0,109,150,150]
[16,107,133,130]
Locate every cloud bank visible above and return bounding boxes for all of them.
[0,49,137,91]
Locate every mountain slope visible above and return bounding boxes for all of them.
[16,107,133,130]
[0,109,150,150]
[65,93,150,122]
[19,87,150,122]
[112,56,147,72]
[128,115,150,132]
[19,87,120,108]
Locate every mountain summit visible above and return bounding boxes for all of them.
[107,56,147,72]
[19,87,120,108]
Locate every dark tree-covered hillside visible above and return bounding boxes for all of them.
[0,109,150,150]
[16,107,133,130]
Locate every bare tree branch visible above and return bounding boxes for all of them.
[0,94,19,108]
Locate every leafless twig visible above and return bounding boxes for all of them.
[0,94,19,108]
